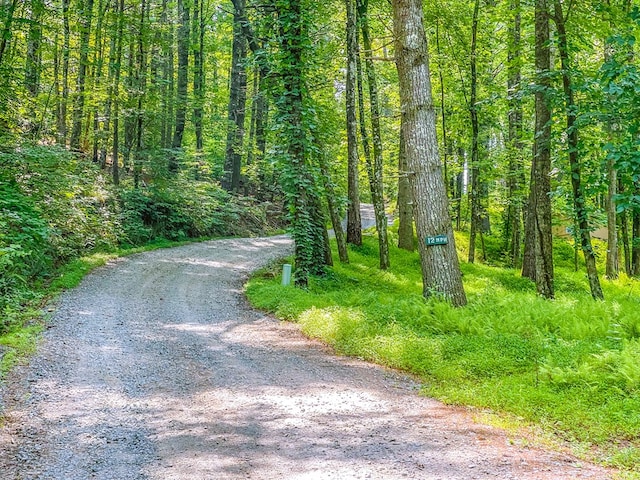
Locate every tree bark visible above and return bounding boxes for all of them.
[633,198,640,276]
[58,0,71,145]
[357,0,390,269]
[111,0,124,185]
[172,0,190,155]
[91,0,107,163]
[346,0,362,245]
[274,0,327,287]
[397,117,414,251]
[25,0,44,98]
[505,0,525,268]
[522,0,554,299]
[553,0,603,299]
[70,0,95,151]
[468,0,480,264]
[619,179,631,275]
[392,0,467,306]
[319,152,349,263]
[223,0,248,191]
[0,0,19,67]
[192,0,205,152]
[133,0,148,189]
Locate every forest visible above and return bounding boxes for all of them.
[2,0,640,472]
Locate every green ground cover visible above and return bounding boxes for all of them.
[246,231,640,473]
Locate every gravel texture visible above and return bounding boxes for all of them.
[0,235,613,479]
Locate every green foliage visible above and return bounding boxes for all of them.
[119,180,276,246]
[247,234,640,471]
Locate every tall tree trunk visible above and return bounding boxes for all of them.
[274,0,327,287]
[505,0,525,267]
[70,0,95,151]
[455,148,464,231]
[393,0,467,306]
[25,0,44,100]
[171,0,190,167]
[54,31,62,143]
[100,0,119,169]
[319,151,349,263]
[192,0,204,152]
[58,0,71,145]
[619,180,632,275]
[604,11,619,280]
[523,0,554,299]
[111,0,124,185]
[91,0,107,163]
[435,20,449,197]
[247,69,258,169]
[468,0,480,264]
[606,158,618,279]
[357,0,390,269]
[133,0,148,188]
[633,198,640,276]
[123,39,136,169]
[397,117,414,251]
[0,0,19,67]
[160,0,174,149]
[346,0,362,245]
[223,0,248,191]
[553,0,603,299]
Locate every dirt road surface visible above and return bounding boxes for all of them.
[0,236,613,479]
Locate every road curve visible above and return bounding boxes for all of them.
[0,236,612,479]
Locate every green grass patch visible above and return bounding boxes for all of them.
[246,233,640,474]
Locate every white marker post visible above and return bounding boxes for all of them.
[281,264,292,286]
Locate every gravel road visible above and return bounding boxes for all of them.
[0,235,613,479]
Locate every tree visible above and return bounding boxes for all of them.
[468,0,481,263]
[345,0,362,246]
[70,0,95,151]
[552,0,603,300]
[522,0,554,299]
[273,0,328,287]
[504,0,525,268]
[357,0,390,269]
[223,0,248,191]
[392,0,467,306]
[397,115,414,251]
[172,0,190,157]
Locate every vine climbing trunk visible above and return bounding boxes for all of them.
[274,0,327,287]
[392,0,467,306]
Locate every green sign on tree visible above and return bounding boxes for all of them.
[425,235,449,246]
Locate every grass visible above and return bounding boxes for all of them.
[246,231,640,475]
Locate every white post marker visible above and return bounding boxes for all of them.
[282,264,292,286]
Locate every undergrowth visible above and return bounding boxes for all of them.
[246,232,640,474]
